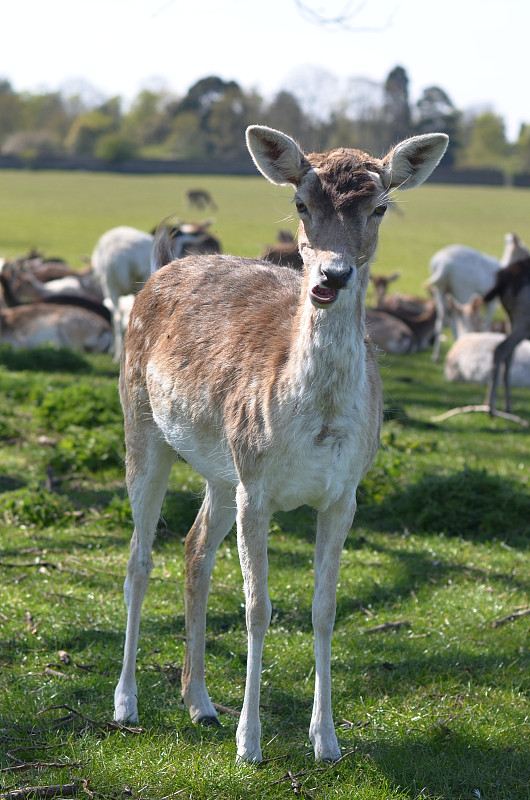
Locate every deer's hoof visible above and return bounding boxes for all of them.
[197,715,221,727]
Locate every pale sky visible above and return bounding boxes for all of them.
[2,0,527,141]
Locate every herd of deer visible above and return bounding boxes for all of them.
[2,212,527,416]
[2,126,530,762]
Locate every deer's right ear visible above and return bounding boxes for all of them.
[246,126,307,186]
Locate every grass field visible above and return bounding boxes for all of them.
[0,168,529,800]
[2,169,530,295]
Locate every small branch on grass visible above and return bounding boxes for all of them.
[492,607,530,627]
[44,668,67,679]
[7,743,71,758]
[365,620,411,634]
[270,749,357,794]
[1,762,84,774]
[0,562,59,570]
[37,705,144,734]
[358,604,375,618]
[0,784,78,800]
[274,770,315,799]
[431,405,528,427]
[212,702,240,717]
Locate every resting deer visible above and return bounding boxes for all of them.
[370,270,401,304]
[113,125,448,762]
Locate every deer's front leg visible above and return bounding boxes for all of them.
[309,499,356,761]
[235,486,271,763]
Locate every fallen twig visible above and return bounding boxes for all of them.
[211,702,240,717]
[1,762,84,774]
[431,404,528,427]
[365,620,411,634]
[0,562,59,570]
[492,607,530,627]
[37,705,144,734]
[0,783,78,798]
[44,668,67,680]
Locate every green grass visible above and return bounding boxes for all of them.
[2,169,530,289]
[0,342,528,800]
[0,170,295,268]
[0,171,529,799]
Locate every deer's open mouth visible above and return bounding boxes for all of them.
[310,285,339,306]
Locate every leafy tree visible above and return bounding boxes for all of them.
[262,91,309,144]
[18,92,72,139]
[0,79,22,144]
[166,112,208,159]
[514,124,530,173]
[65,109,115,156]
[206,86,262,160]
[174,76,241,120]
[414,86,460,165]
[95,133,138,163]
[122,89,173,146]
[382,66,411,146]
[460,111,510,168]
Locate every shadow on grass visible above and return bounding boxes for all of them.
[0,344,92,373]
[357,467,530,549]
[356,731,528,800]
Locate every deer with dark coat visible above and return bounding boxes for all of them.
[483,256,530,415]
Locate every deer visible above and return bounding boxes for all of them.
[113,125,448,763]
[261,229,304,270]
[92,222,222,361]
[483,256,530,415]
[426,244,501,361]
[186,188,217,211]
[0,302,112,352]
[369,270,401,305]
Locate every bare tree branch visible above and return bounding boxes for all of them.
[293,0,395,31]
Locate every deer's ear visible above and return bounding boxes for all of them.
[246,126,308,186]
[382,133,448,190]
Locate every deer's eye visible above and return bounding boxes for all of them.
[373,204,388,217]
[295,200,309,216]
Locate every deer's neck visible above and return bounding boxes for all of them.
[283,265,371,419]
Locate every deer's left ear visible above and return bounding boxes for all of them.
[382,133,449,190]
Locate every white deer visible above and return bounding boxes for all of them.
[113,126,448,762]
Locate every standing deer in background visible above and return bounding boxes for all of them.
[483,256,530,415]
[426,244,501,361]
[113,125,447,762]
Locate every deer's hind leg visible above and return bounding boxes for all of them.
[182,482,237,725]
[114,419,176,724]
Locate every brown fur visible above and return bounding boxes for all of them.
[113,125,448,763]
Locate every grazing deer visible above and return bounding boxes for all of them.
[114,125,447,762]
[186,188,217,211]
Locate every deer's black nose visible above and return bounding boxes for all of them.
[320,264,354,289]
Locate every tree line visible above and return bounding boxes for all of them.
[1,65,529,175]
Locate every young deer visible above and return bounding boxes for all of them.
[114,126,448,762]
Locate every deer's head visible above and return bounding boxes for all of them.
[247,126,448,309]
